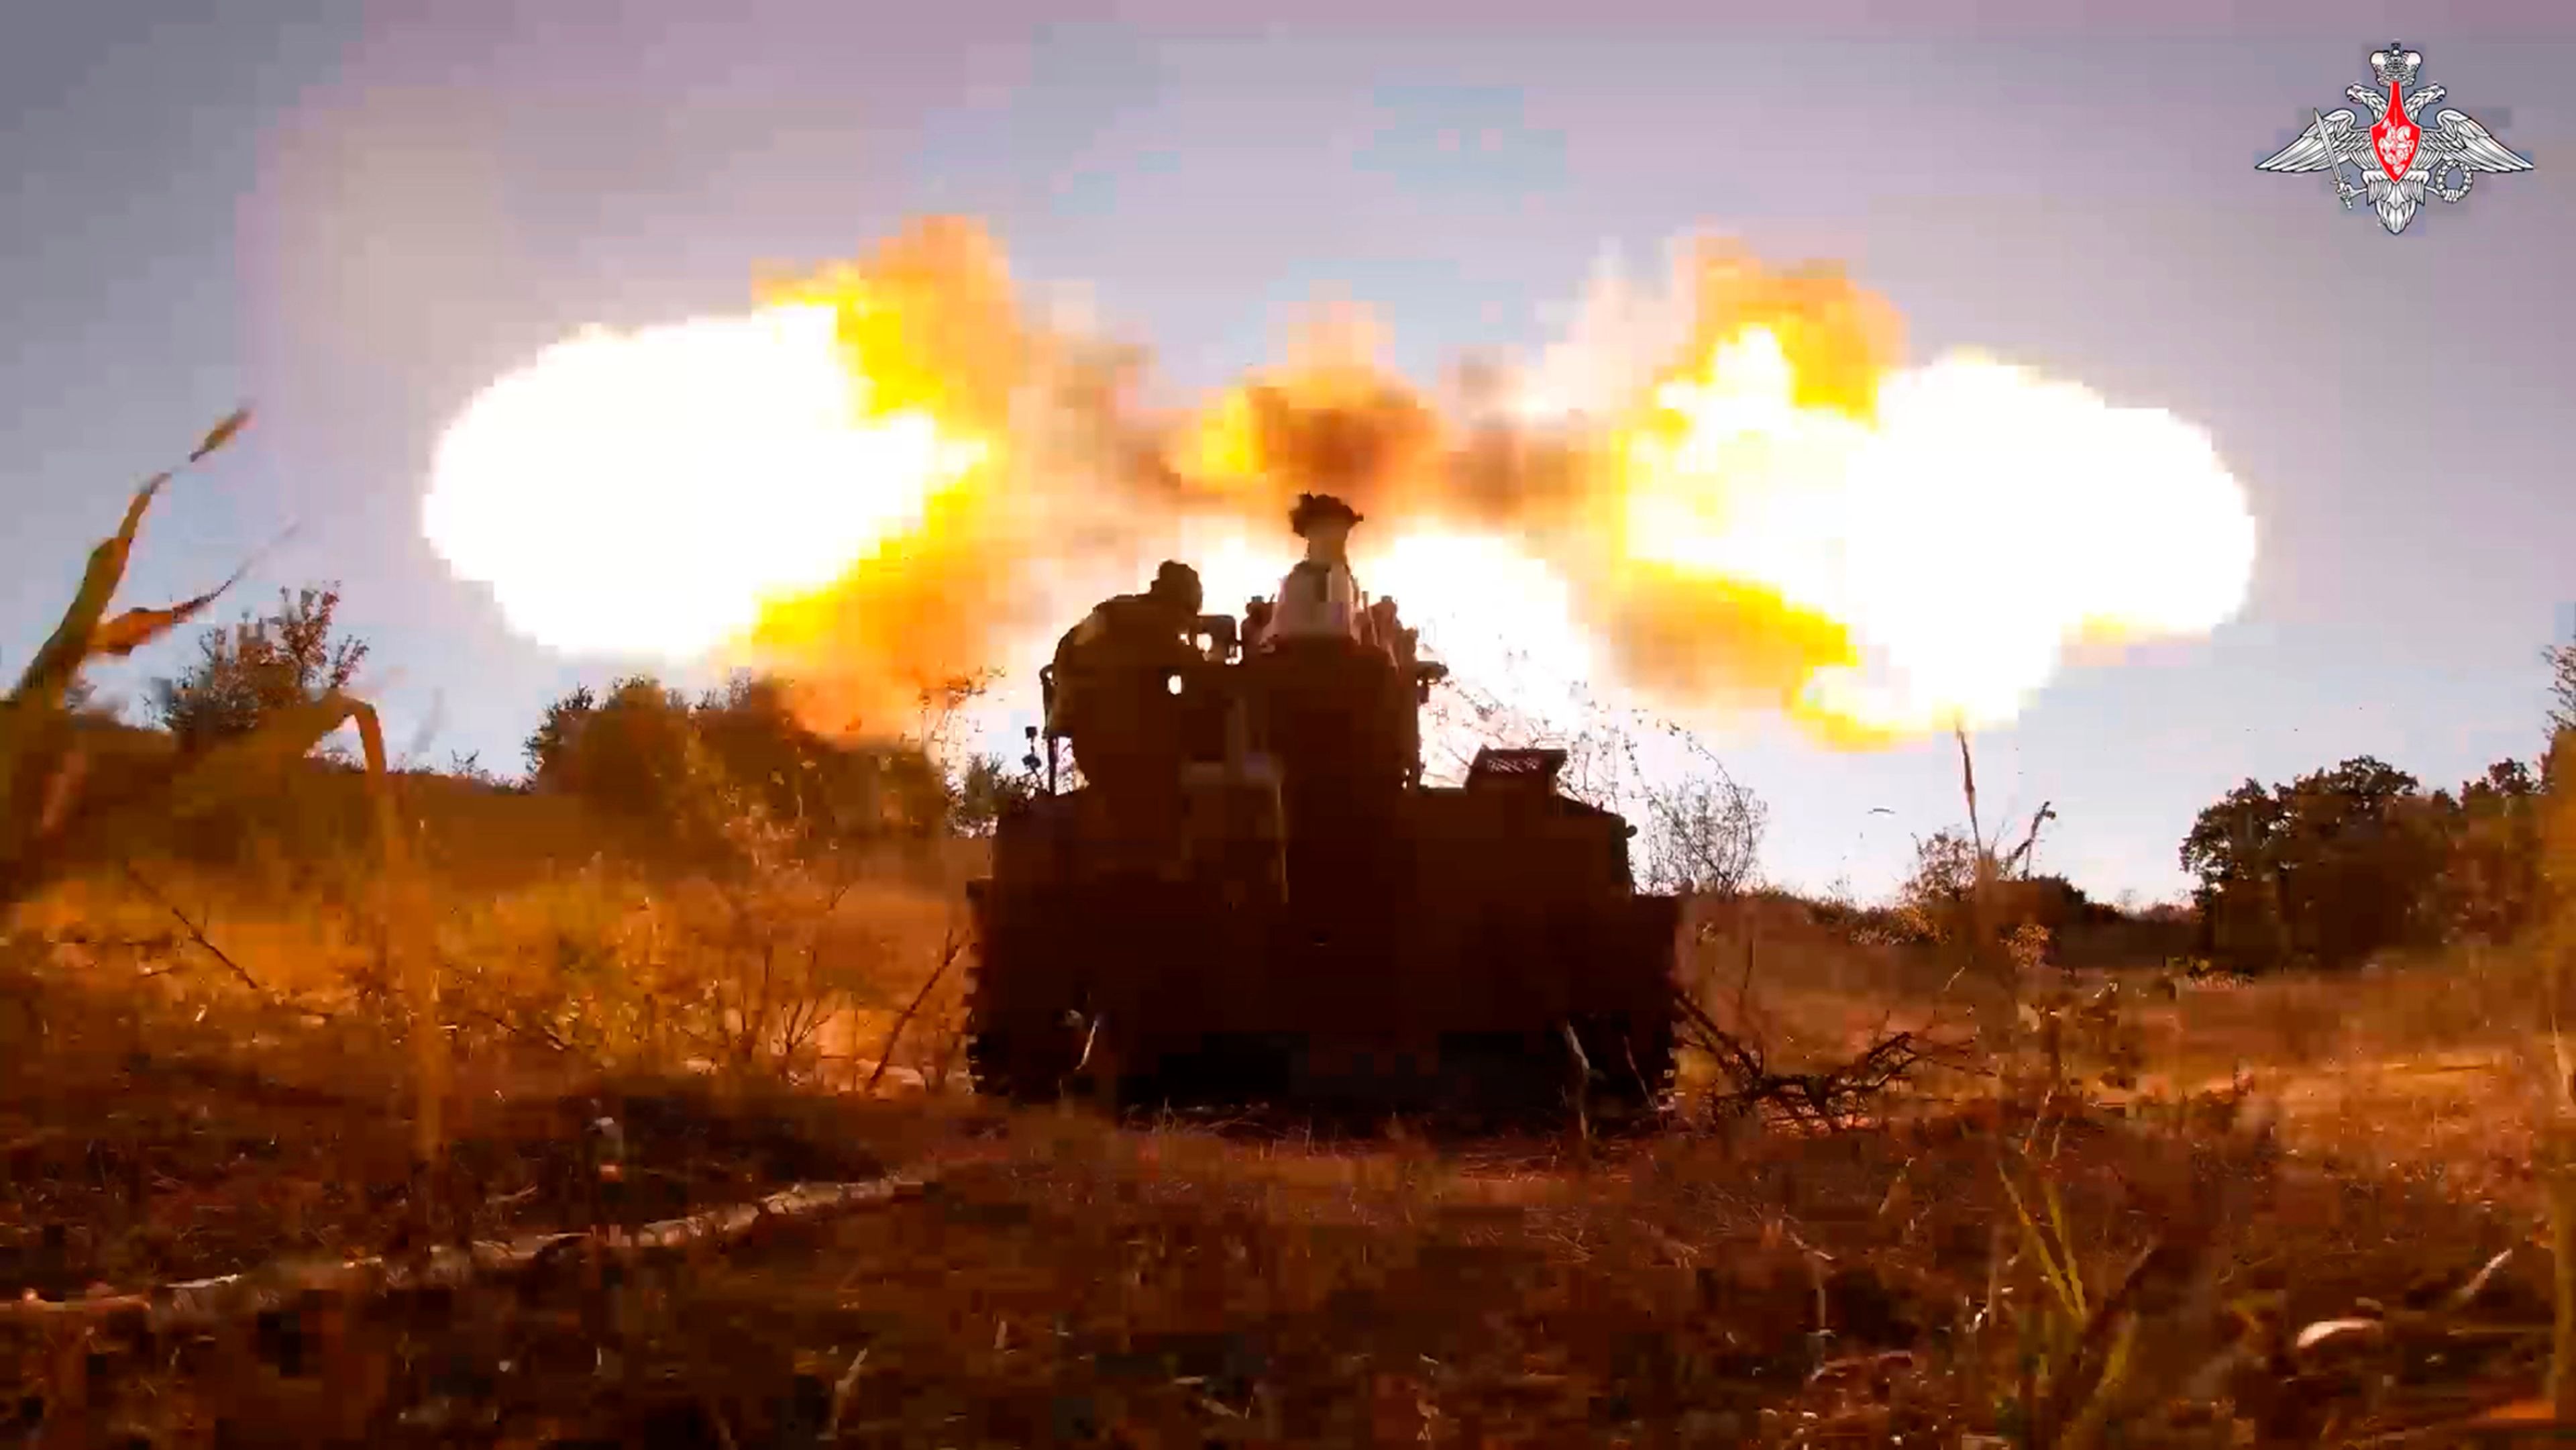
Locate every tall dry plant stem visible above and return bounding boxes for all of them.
[0,409,443,1168]
[2551,1167,2576,1421]
[352,704,443,1163]
[2539,731,2576,1420]
[1954,725,2019,1077]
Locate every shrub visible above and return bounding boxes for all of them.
[148,584,368,749]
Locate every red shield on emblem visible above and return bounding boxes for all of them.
[2369,84,2420,180]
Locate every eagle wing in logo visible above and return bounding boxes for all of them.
[2262,50,2530,234]
[2256,109,2370,174]
[2423,108,2534,173]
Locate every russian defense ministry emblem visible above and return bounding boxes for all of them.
[2258,42,2532,234]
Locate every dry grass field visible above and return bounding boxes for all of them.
[8,851,2573,1448]
[8,419,2576,1447]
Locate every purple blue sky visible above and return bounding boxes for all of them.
[6,1,2571,904]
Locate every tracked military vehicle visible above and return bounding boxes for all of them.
[962,497,1682,1125]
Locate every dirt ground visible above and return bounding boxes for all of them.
[5,953,2571,1447]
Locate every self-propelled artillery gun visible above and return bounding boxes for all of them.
[963,493,1682,1125]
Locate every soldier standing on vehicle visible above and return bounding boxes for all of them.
[1258,493,1374,653]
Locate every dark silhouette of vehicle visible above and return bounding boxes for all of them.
[964,499,1680,1127]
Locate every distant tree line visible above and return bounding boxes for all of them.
[1851,829,2196,971]
[125,578,2576,969]
[520,671,1035,846]
[137,582,1039,855]
[2177,637,2574,975]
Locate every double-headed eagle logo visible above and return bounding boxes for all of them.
[2258,42,2532,234]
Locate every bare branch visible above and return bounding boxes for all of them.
[1670,982,1970,1127]
[0,1174,929,1333]
[119,858,266,996]
[867,921,965,1094]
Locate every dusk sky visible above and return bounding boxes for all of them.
[7,1,2571,905]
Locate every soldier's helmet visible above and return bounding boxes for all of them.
[1150,560,1203,614]
[1289,492,1364,538]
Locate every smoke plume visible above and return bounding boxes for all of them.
[424,219,2257,750]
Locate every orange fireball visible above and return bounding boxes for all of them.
[424,220,2259,757]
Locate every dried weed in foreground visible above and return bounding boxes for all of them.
[5,970,2575,1446]
[9,418,2576,1441]
[0,412,449,1167]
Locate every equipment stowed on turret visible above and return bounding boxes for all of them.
[967,492,1683,1126]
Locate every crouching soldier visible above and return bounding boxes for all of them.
[1048,561,1206,865]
